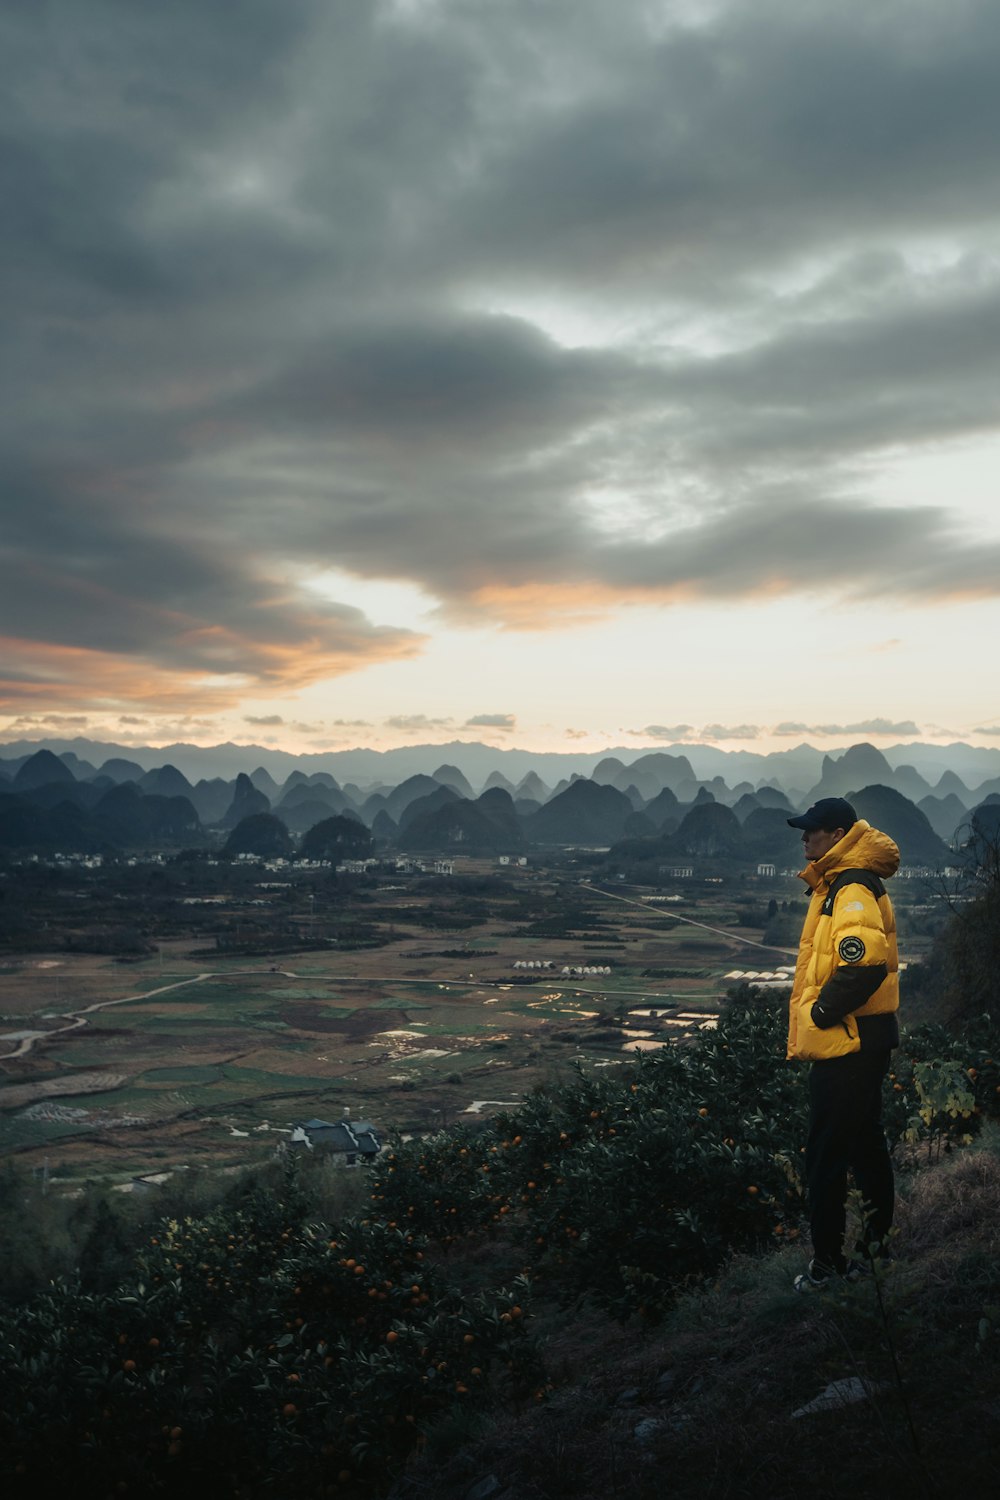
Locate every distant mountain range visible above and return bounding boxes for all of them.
[2,734,1000,794]
[2,737,998,866]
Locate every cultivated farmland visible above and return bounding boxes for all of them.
[2,856,931,1185]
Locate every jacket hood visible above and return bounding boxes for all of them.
[798,819,900,890]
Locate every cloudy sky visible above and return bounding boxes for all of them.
[4,0,1000,756]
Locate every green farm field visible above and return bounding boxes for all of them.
[0,871,819,1183]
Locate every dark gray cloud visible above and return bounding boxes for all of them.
[465,713,516,731]
[4,0,1000,707]
[430,1,1000,277]
[700,724,762,742]
[635,718,923,742]
[774,719,921,736]
[384,714,454,732]
[629,723,763,743]
[631,724,696,741]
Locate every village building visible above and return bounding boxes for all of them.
[288,1114,382,1166]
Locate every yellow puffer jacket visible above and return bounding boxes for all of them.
[787,820,900,1062]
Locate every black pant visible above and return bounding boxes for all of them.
[806,1050,894,1273]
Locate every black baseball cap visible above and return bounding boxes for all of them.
[787,797,857,834]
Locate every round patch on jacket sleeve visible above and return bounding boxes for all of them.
[838,935,866,964]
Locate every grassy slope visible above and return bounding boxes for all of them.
[394,1132,1000,1500]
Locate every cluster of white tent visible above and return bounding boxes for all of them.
[512,959,612,977]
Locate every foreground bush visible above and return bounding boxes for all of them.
[0,1188,539,1498]
[373,1002,808,1321]
[4,1000,999,1493]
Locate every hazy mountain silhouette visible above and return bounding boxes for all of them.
[58,752,99,779]
[515,771,551,803]
[969,799,1000,844]
[249,766,281,800]
[806,743,894,801]
[306,772,340,790]
[371,809,399,842]
[642,786,681,830]
[5,735,1000,863]
[219,773,270,829]
[432,764,476,799]
[892,764,933,802]
[96,783,200,844]
[593,751,696,799]
[398,784,461,833]
[483,770,517,795]
[14,778,105,812]
[754,786,794,812]
[591,756,627,782]
[97,758,145,783]
[918,793,968,843]
[850,785,950,866]
[673,802,744,858]
[929,771,970,807]
[139,764,194,799]
[741,807,801,864]
[525,780,634,845]
[0,797,104,853]
[276,781,354,818]
[384,775,444,823]
[223,813,293,859]
[300,815,372,861]
[397,796,521,853]
[474,787,526,845]
[189,777,238,825]
[4,735,1000,797]
[357,790,386,825]
[13,749,75,789]
[275,798,347,836]
[732,792,762,822]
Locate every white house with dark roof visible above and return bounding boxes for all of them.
[289,1114,382,1166]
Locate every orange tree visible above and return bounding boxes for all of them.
[0,1198,540,1498]
[372,1002,809,1320]
[885,1013,1000,1154]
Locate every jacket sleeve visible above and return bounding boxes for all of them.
[810,884,889,1028]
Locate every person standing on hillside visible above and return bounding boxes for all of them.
[785,797,900,1289]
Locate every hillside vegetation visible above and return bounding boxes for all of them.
[2,987,999,1499]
